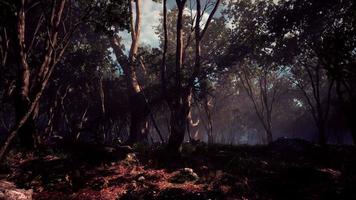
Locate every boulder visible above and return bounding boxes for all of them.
[0,180,32,200]
[169,168,199,183]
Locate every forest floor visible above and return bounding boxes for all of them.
[1,138,356,200]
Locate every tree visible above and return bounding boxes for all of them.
[109,0,153,144]
[164,0,221,153]
[268,0,356,144]
[0,0,90,161]
[236,63,283,144]
[220,0,282,144]
[289,51,334,145]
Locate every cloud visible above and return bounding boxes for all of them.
[119,1,161,50]
[119,1,222,50]
[139,1,161,47]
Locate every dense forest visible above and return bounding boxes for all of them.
[0,0,356,199]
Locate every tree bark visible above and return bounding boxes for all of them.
[266,127,273,144]
[166,0,220,152]
[318,123,326,145]
[167,91,190,153]
[161,0,168,96]
[166,0,187,154]
[0,0,79,161]
[110,0,149,144]
[126,93,150,144]
[14,95,36,149]
[351,122,356,145]
[12,0,36,149]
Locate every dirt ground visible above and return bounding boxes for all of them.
[1,139,356,200]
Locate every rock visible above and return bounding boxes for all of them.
[183,168,193,173]
[137,176,145,182]
[200,165,209,171]
[4,190,32,200]
[156,188,208,200]
[0,180,32,200]
[318,168,342,178]
[0,192,5,199]
[124,153,138,165]
[169,168,199,183]
[0,180,15,190]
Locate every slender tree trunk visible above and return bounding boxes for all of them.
[318,122,326,145]
[0,76,50,161]
[204,98,214,144]
[166,0,220,152]
[110,0,149,144]
[14,95,36,149]
[348,106,356,145]
[167,1,187,153]
[351,122,356,145]
[192,0,220,145]
[13,0,35,149]
[167,91,190,153]
[266,128,273,144]
[161,0,168,96]
[315,108,326,145]
[336,81,356,145]
[186,117,192,142]
[0,0,75,161]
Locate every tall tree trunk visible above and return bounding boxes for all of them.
[168,111,186,152]
[167,0,187,153]
[14,95,36,149]
[193,0,220,145]
[0,0,80,161]
[111,37,149,144]
[266,127,273,144]
[126,94,151,144]
[110,0,148,144]
[13,0,35,149]
[336,81,356,145]
[351,122,356,145]
[166,0,220,153]
[161,0,168,96]
[167,91,190,153]
[318,124,326,145]
[349,107,356,145]
[127,93,150,144]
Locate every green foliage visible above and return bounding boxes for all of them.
[90,0,130,35]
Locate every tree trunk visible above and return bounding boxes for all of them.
[347,103,356,145]
[161,0,168,95]
[128,112,149,144]
[110,0,147,144]
[167,105,188,153]
[317,123,326,145]
[126,93,149,144]
[166,0,187,153]
[346,109,356,145]
[12,0,35,149]
[351,123,356,146]
[13,90,36,149]
[167,89,191,153]
[266,128,273,144]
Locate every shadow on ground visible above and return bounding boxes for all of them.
[1,138,356,200]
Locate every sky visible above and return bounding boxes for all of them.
[118,0,282,50]
[116,0,280,56]
[119,0,214,50]
[120,0,163,49]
